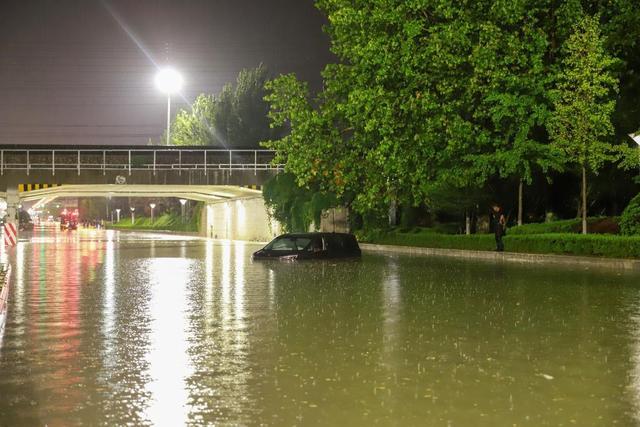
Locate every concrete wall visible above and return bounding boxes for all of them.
[320,207,349,233]
[202,196,281,242]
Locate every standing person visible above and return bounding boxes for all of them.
[492,205,506,252]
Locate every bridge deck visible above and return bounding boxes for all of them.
[0,146,281,175]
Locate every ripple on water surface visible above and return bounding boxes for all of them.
[0,229,639,425]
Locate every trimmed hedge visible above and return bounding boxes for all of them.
[360,229,640,258]
[506,234,640,258]
[361,229,496,251]
[360,232,496,251]
[508,217,619,235]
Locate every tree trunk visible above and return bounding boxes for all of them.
[465,210,471,235]
[582,165,587,235]
[518,179,524,226]
[388,199,397,227]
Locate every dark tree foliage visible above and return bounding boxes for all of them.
[262,173,337,233]
[263,0,640,230]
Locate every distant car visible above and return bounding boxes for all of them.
[252,232,361,260]
[59,209,79,231]
[19,221,34,231]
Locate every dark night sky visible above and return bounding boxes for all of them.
[0,0,333,145]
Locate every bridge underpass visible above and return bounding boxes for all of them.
[1,184,281,242]
[0,145,283,242]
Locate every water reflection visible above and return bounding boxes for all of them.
[102,232,116,387]
[382,255,401,360]
[0,230,639,425]
[182,239,261,423]
[144,258,192,426]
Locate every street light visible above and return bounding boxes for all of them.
[179,199,187,223]
[149,203,156,223]
[130,207,135,224]
[155,68,184,146]
[115,208,121,223]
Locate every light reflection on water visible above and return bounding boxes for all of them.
[0,229,639,425]
[144,257,192,426]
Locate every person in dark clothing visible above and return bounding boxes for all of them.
[492,205,506,252]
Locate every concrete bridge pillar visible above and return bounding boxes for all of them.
[5,186,19,226]
[203,197,281,242]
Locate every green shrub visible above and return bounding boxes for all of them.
[508,217,619,235]
[263,172,337,232]
[505,234,640,258]
[359,229,496,251]
[360,229,640,258]
[620,193,640,235]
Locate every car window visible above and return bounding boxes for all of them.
[294,237,311,250]
[265,237,297,251]
[329,235,346,251]
[307,237,324,252]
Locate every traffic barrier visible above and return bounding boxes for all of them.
[3,223,17,247]
[18,183,61,192]
[0,265,11,342]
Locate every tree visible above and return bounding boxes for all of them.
[171,94,218,146]
[262,172,337,232]
[171,65,274,148]
[547,15,618,234]
[264,2,637,229]
[616,132,640,182]
[265,2,485,216]
[470,7,565,226]
[234,65,273,147]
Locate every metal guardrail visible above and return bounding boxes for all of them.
[0,148,282,176]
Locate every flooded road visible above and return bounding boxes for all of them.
[0,228,639,426]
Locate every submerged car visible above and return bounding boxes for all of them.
[252,232,361,260]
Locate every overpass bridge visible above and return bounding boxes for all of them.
[0,145,281,187]
[0,145,284,241]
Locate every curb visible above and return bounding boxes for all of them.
[107,227,202,238]
[360,243,640,272]
[0,264,12,341]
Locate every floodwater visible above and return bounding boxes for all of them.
[0,228,639,426]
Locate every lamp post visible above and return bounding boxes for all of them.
[149,203,156,223]
[115,208,121,223]
[155,68,184,146]
[179,199,187,223]
[130,207,135,224]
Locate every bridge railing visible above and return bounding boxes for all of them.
[0,148,283,176]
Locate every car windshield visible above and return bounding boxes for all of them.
[265,237,312,251]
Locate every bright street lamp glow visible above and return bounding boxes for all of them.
[629,133,640,146]
[179,199,187,206]
[155,68,184,94]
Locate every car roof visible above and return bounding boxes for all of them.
[276,232,355,238]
